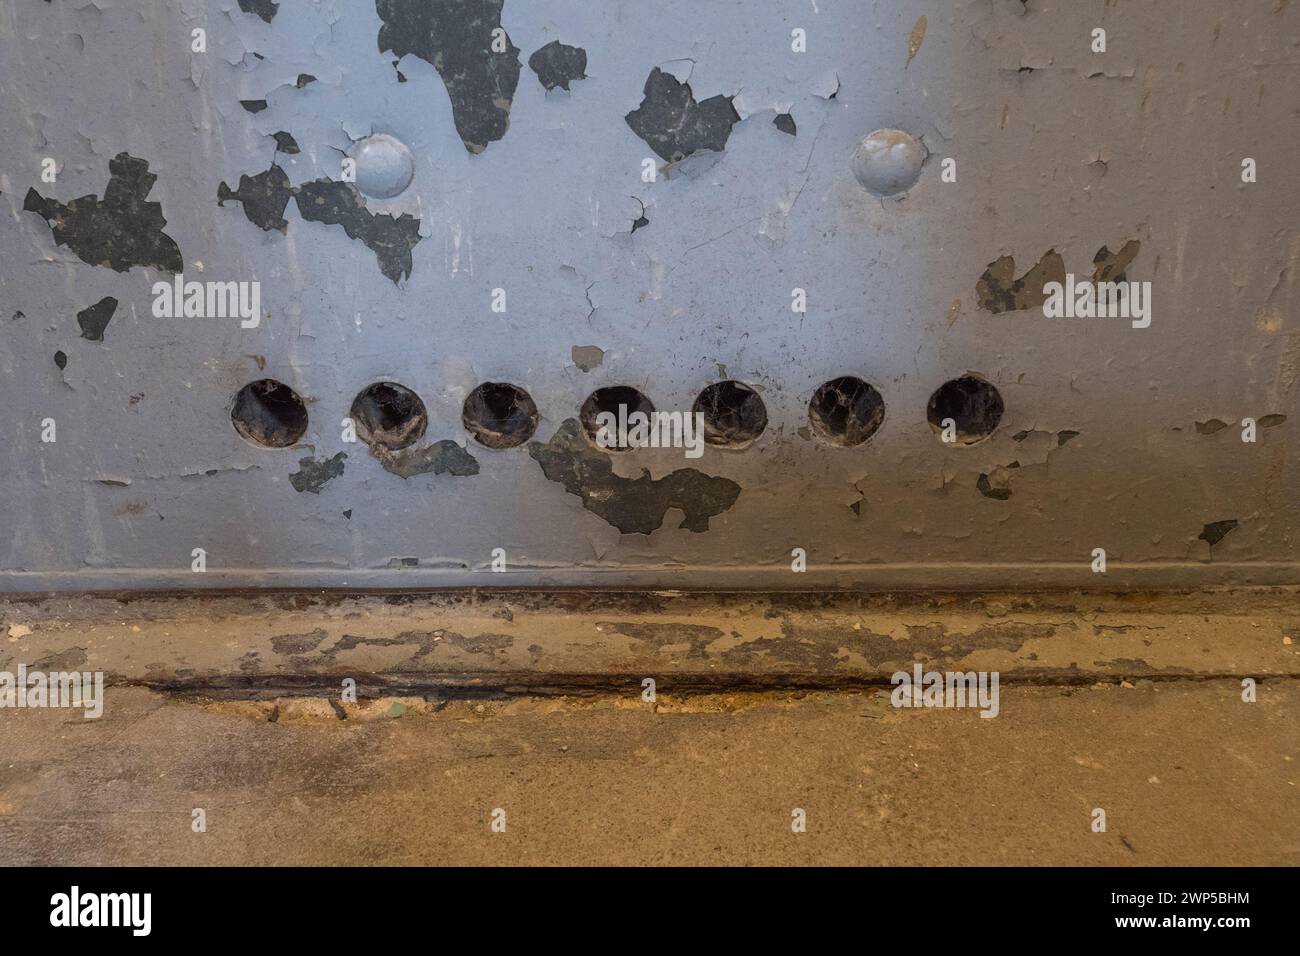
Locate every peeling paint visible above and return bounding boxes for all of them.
[270,629,328,655]
[271,131,300,154]
[625,68,740,163]
[314,629,515,663]
[976,249,1065,314]
[811,70,840,99]
[977,470,1014,500]
[289,453,347,494]
[599,621,723,659]
[906,15,927,66]
[218,164,293,233]
[528,420,741,534]
[1092,239,1141,285]
[236,0,279,24]
[1199,520,1239,547]
[630,198,650,233]
[571,345,605,372]
[76,296,117,342]
[375,0,521,154]
[529,40,588,91]
[24,154,182,273]
[1013,428,1080,447]
[293,179,422,283]
[377,441,480,480]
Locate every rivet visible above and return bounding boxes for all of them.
[851,128,927,197]
[350,133,415,199]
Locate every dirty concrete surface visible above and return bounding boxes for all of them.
[0,681,1295,866]
[1,590,1296,866]
[4,588,1298,692]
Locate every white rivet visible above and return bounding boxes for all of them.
[349,133,415,199]
[852,128,927,197]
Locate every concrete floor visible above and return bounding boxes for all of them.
[2,680,1296,866]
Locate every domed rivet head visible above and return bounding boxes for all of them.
[350,133,415,199]
[851,128,927,197]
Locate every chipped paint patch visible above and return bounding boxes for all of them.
[571,345,604,372]
[977,469,1014,500]
[24,153,182,273]
[293,179,422,283]
[528,419,740,534]
[529,40,588,91]
[76,296,118,342]
[625,68,740,163]
[270,629,328,655]
[236,0,279,24]
[289,453,347,494]
[1199,520,1239,547]
[976,249,1066,313]
[218,164,293,233]
[376,0,521,154]
[1092,239,1141,284]
[598,621,724,659]
[377,441,480,480]
[906,15,927,66]
[271,132,300,154]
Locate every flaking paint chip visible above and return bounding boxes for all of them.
[907,15,927,66]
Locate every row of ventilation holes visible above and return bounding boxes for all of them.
[230,375,1005,451]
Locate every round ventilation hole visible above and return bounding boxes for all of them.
[808,376,886,446]
[231,379,309,448]
[350,382,428,451]
[462,382,540,449]
[693,380,768,448]
[927,375,1004,445]
[580,386,656,451]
